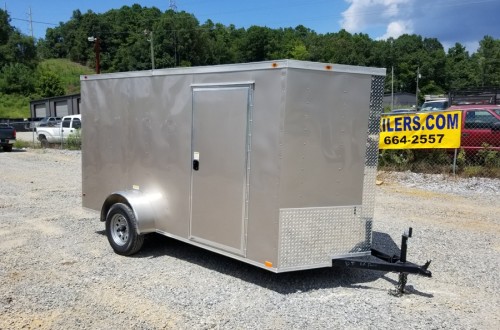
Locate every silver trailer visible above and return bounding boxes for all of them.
[81,60,430,288]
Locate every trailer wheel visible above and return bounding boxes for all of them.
[105,203,144,256]
[3,145,12,152]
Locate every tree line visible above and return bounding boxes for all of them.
[2,4,500,101]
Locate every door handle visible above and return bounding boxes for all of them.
[193,152,200,171]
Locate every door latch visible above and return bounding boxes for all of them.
[193,152,200,171]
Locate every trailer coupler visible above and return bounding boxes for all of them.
[332,228,432,296]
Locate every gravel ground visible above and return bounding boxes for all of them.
[1,148,499,329]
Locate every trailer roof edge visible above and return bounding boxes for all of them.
[80,60,386,81]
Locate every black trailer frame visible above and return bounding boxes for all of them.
[332,228,432,296]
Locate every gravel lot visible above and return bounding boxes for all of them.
[1,148,499,329]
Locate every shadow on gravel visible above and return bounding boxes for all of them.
[372,231,401,255]
[94,229,431,296]
[379,275,434,298]
[0,148,26,153]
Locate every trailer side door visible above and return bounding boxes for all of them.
[190,84,253,256]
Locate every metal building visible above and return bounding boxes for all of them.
[30,94,81,119]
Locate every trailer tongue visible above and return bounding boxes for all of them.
[333,227,432,295]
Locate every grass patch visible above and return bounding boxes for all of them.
[0,59,93,119]
[13,139,30,148]
[461,166,484,177]
[0,93,31,118]
[378,148,500,178]
[38,59,94,95]
[64,129,82,150]
[13,139,38,149]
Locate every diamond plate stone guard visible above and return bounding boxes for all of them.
[278,206,368,268]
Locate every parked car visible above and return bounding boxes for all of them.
[0,123,16,152]
[36,115,81,147]
[448,105,500,152]
[420,99,449,112]
[36,116,61,127]
[388,108,416,115]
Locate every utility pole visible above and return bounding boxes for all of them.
[145,30,155,71]
[28,7,34,38]
[415,66,420,109]
[391,66,394,111]
[170,0,177,67]
[150,31,155,71]
[88,36,101,74]
[95,37,100,74]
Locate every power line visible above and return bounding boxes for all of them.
[11,17,57,26]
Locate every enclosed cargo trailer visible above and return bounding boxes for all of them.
[81,60,430,288]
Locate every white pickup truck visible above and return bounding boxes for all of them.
[36,114,82,147]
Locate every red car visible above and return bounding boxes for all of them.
[448,105,500,152]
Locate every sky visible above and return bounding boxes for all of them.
[5,0,500,53]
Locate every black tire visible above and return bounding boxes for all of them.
[40,137,49,148]
[3,145,13,152]
[105,203,144,256]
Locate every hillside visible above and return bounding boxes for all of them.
[0,59,93,119]
[37,59,94,95]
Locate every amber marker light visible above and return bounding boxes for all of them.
[264,261,273,268]
[272,62,278,68]
[325,65,332,70]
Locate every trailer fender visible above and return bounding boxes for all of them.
[100,191,157,234]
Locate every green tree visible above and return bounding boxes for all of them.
[36,71,65,97]
[0,63,35,95]
[420,37,446,93]
[31,4,500,97]
[387,35,446,97]
[289,42,309,60]
[153,10,209,68]
[0,9,37,98]
[0,9,14,67]
[0,9,37,68]
[312,30,373,65]
[202,20,239,64]
[474,36,500,87]
[104,5,162,71]
[445,43,479,90]
[240,26,277,62]
[274,26,314,60]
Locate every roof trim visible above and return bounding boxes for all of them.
[81,60,386,81]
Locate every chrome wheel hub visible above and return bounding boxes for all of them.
[110,214,129,246]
